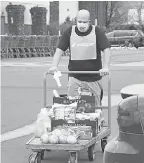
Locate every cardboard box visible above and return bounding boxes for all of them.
[51,119,99,137]
[52,95,104,138]
[53,94,96,113]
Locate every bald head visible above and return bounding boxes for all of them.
[77,9,90,21]
[76,10,91,32]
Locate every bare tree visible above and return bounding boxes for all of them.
[105,1,127,31]
[137,2,144,25]
[128,2,144,25]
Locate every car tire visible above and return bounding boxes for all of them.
[128,42,133,47]
[134,43,139,49]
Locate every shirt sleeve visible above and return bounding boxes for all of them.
[57,27,72,51]
[95,27,111,51]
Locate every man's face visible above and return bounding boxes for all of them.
[76,18,90,33]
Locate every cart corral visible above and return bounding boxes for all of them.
[1,35,62,58]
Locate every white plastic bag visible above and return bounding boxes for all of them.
[53,71,62,87]
[34,108,52,138]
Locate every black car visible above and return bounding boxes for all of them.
[106,30,144,48]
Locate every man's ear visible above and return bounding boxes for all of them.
[89,20,91,24]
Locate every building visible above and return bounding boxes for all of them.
[1,1,106,35]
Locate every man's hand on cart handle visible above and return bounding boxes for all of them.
[99,68,109,76]
[48,66,59,75]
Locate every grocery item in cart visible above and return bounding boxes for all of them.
[67,135,77,144]
[64,105,76,123]
[34,108,52,137]
[51,108,104,136]
[76,110,102,121]
[40,127,79,144]
[48,134,59,144]
[53,94,96,113]
[52,102,77,123]
[78,126,92,140]
[53,104,65,120]
[40,128,51,144]
[55,125,92,140]
[68,126,92,140]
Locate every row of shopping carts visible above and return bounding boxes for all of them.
[1,35,62,59]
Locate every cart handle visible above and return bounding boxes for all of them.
[43,70,111,130]
[46,71,109,74]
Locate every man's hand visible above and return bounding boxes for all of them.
[99,68,109,76]
[48,48,64,75]
[48,66,58,75]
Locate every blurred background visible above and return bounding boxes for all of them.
[1,1,144,35]
[1,1,144,59]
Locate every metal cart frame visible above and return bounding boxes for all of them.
[26,71,111,163]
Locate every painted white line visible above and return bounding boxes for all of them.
[1,62,66,67]
[1,123,35,143]
[1,62,51,67]
[1,94,123,142]
[112,61,144,67]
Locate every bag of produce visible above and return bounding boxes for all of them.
[52,102,77,123]
[34,108,52,137]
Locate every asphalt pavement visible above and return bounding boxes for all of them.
[1,134,104,163]
[1,105,118,163]
[1,48,144,163]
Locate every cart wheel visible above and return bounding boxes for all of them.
[40,150,44,160]
[35,153,41,163]
[69,152,77,163]
[88,144,95,161]
[28,153,37,163]
[28,154,33,163]
[101,138,107,153]
[128,42,133,47]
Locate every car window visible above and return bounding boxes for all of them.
[114,31,130,37]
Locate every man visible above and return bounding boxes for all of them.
[49,9,111,105]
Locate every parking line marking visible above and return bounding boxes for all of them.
[1,94,122,142]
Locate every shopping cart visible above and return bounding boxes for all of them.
[35,35,45,57]
[9,36,20,58]
[1,35,11,58]
[42,35,51,57]
[26,71,111,163]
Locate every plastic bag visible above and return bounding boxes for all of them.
[52,102,77,123]
[34,108,52,138]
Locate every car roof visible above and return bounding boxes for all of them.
[107,30,141,34]
[114,30,144,36]
[106,30,144,37]
[114,30,138,32]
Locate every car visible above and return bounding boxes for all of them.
[106,30,144,48]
